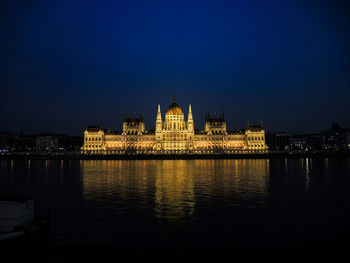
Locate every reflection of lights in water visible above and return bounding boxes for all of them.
[305,158,310,193]
[81,159,269,222]
[154,160,195,221]
[284,158,288,176]
[44,160,50,179]
[60,160,64,186]
[26,160,31,180]
[10,160,14,184]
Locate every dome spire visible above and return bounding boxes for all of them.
[166,94,183,115]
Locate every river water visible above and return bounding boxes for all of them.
[1,158,350,260]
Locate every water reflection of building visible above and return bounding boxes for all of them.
[81,96,267,154]
[81,160,152,205]
[81,160,270,222]
[154,161,195,221]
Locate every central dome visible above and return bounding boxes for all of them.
[166,96,183,115]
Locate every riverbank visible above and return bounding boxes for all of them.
[1,151,350,160]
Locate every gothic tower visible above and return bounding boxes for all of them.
[187,104,194,150]
[187,104,194,132]
[155,104,162,150]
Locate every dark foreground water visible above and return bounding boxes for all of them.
[1,158,350,261]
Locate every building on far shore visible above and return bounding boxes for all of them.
[35,133,83,152]
[266,132,289,151]
[0,132,82,153]
[35,134,59,152]
[0,132,18,152]
[289,134,322,151]
[321,123,350,150]
[81,96,267,154]
[288,123,350,151]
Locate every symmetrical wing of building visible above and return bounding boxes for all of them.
[82,97,267,154]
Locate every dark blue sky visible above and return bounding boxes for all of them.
[1,0,349,135]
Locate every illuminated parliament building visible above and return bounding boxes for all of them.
[81,96,267,154]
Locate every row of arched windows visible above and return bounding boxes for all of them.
[248,143,264,148]
[85,137,102,141]
[248,136,264,141]
[163,121,186,130]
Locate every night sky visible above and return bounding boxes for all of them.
[1,0,349,135]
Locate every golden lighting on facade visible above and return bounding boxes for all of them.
[81,96,267,155]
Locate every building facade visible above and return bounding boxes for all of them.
[81,97,267,154]
[266,132,290,151]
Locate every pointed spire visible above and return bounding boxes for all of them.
[156,104,162,124]
[188,104,193,123]
[260,120,263,128]
[247,120,250,129]
[188,104,193,132]
[173,93,176,103]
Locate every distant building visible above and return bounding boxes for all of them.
[35,134,59,151]
[36,134,83,152]
[289,135,307,150]
[288,123,350,152]
[306,134,323,150]
[322,123,350,150]
[0,132,18,152]
[290,134,322,151]
[266,132,289,151]
[0,131,83,153]
[82,96,267,154]
[346,133,350,150]
[17,134,36,151]
[57,135,83,151]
